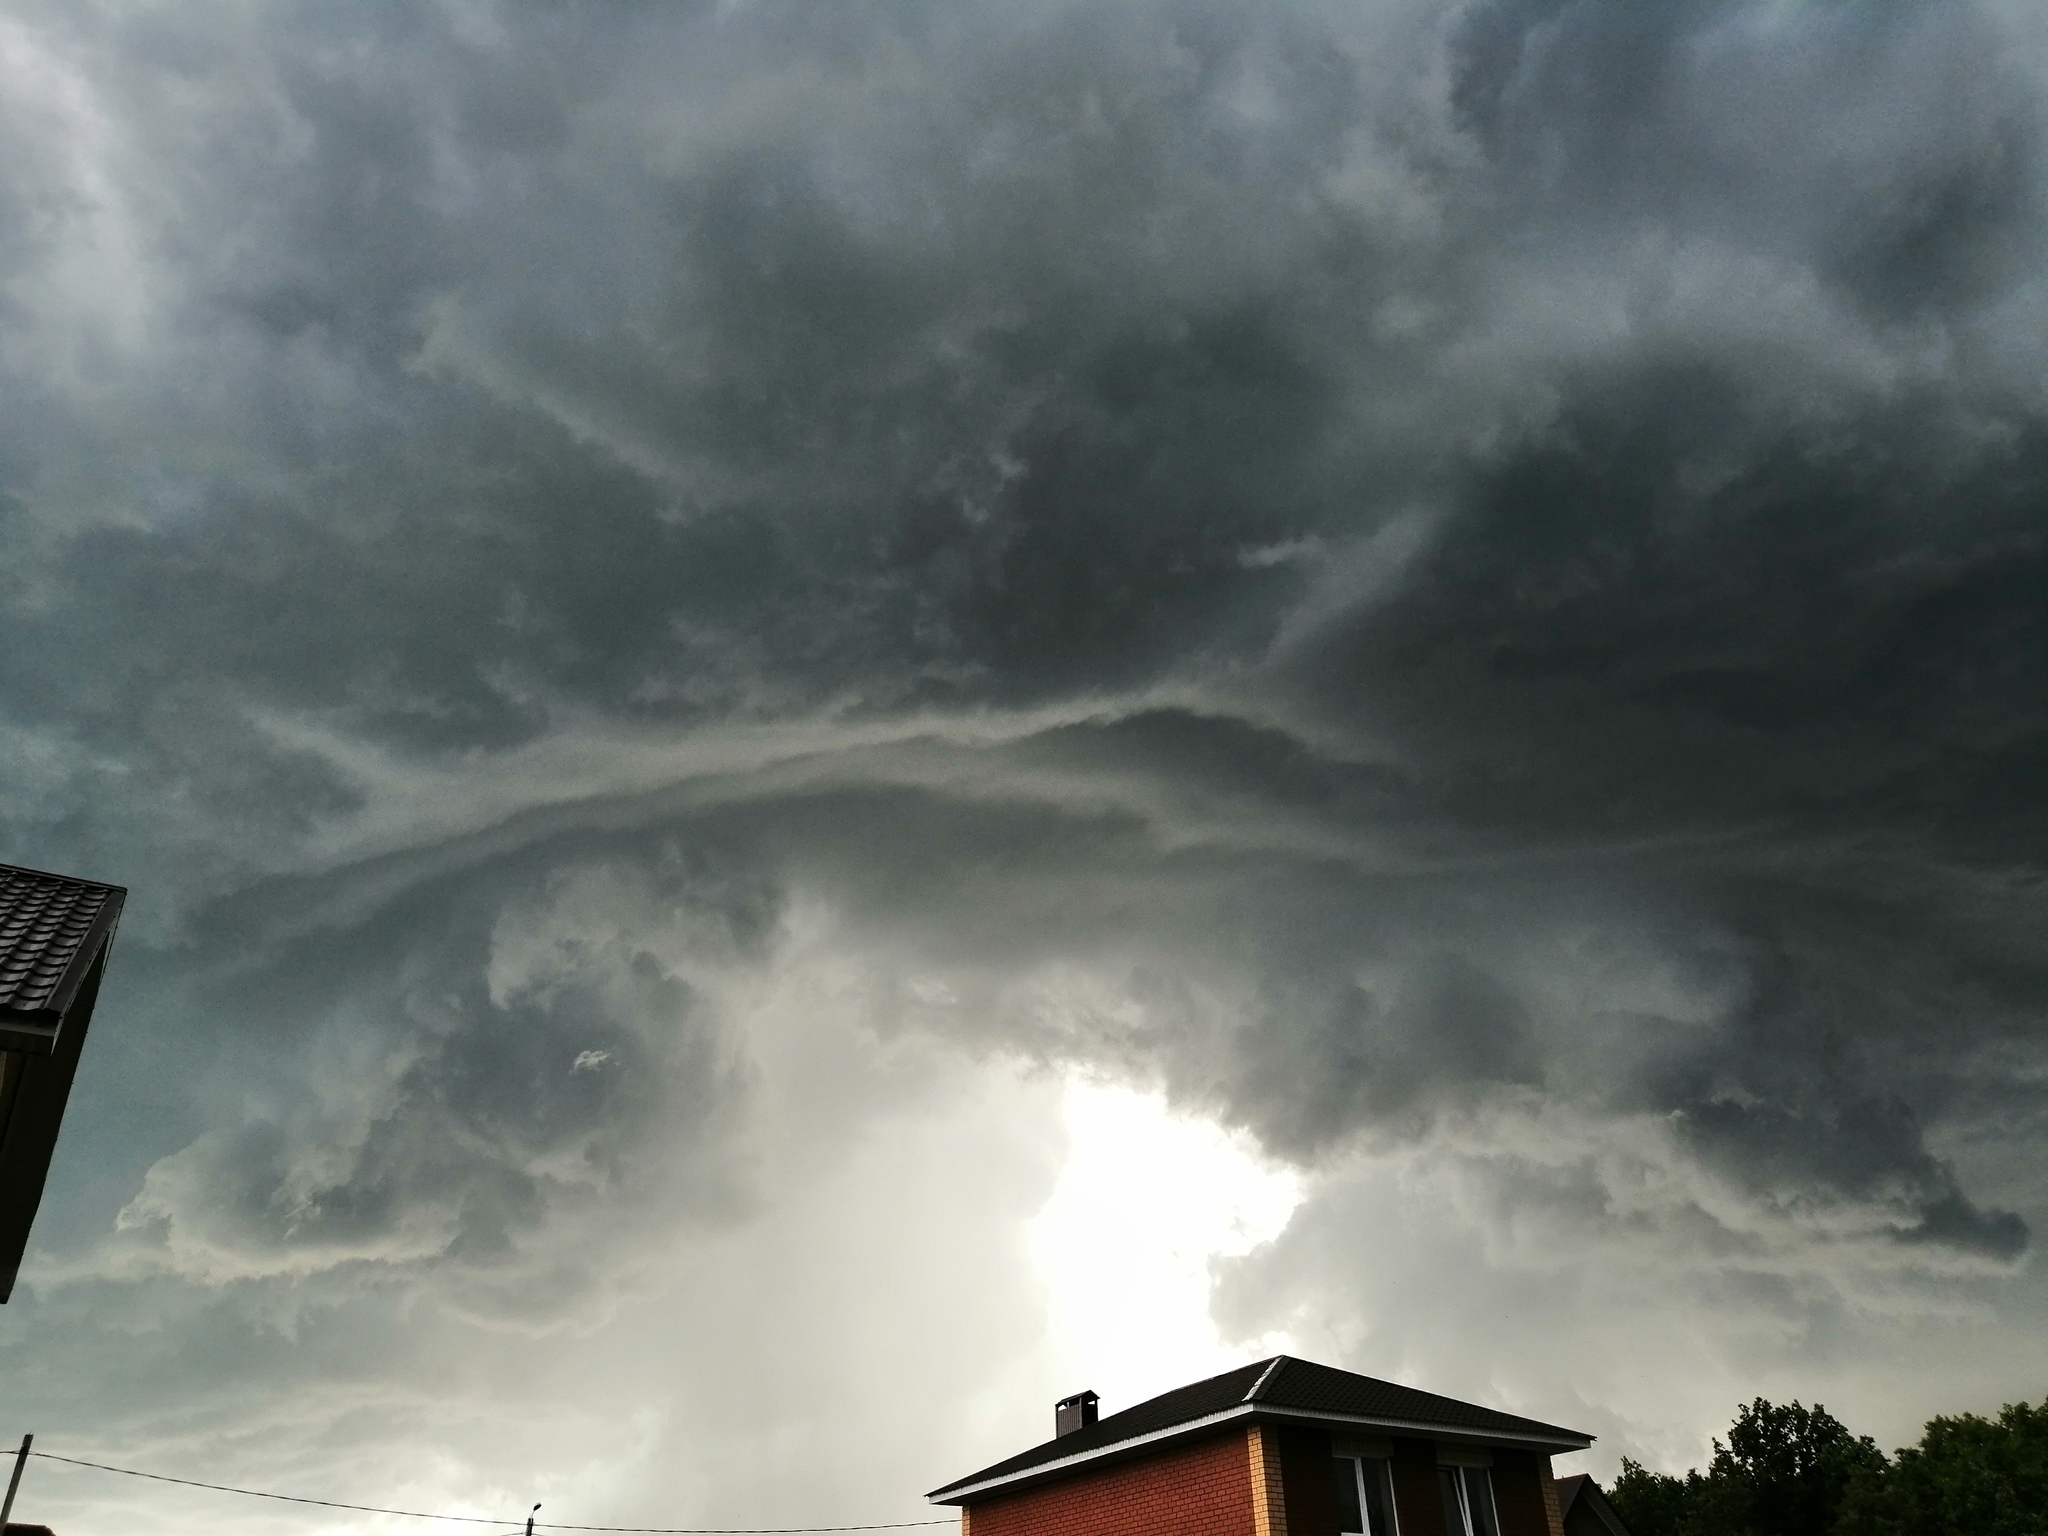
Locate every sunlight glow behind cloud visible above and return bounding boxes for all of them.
[1028,1076,1303,1411]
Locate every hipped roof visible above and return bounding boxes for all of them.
[929,1356,1592,1504]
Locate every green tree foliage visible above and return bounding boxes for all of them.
[1607,1400,1881,1536]
[1715,1399,1887,1536]
[1607,1395,2048,1536]
[1609,1458,1712,1536]
[1835,1399,2048,1536]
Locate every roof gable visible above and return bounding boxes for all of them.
[1555,1473,1635,1536]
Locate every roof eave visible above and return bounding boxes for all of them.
[927,1404,1593,1505]
[0,873,124,1052]
[1253,1403,1592,1454]
[0,1011,62,1057]
[41,890,125,1022]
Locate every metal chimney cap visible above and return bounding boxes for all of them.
[1054,1390,1100,1438]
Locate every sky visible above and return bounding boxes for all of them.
[2,0,2047,1531]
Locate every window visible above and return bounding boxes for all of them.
[1438,1466,1498,1536]
[1331,1456,1397,1536]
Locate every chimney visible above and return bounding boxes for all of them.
[1055,1390,1100,1438]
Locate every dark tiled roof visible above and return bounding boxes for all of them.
[929,1357,1592,1500]
[931,1361,1271,1498]
[1255,1356,1584,1440]
[0,862,125,1019]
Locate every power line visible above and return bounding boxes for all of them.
[28,1450,955,1532]
[29,1453,518,1525]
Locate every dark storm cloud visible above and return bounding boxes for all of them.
[3,1,2048,1500]
[68,832,763,1314]
[1452,0,2045,320]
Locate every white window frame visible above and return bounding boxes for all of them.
[1439,1465,1498,1536]
[1333,1454,1399,1536]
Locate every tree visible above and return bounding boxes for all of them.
[1606,1400,1884,1536]
[1835,1398,2048,1536]
[1711,1398,1887,1536]
[1610,1458,1711,1536]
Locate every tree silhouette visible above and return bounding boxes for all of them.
[1609,1400,1883,1536]
[1836,1399,2048,1536]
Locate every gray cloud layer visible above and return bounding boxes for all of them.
[2,0,2046,1529]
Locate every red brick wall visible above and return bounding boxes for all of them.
[965,1430,1259,1536]
[1489,1452,1560,1536]
[1538,1461,1565,1536]
[1275,1425,1340,1536]
[1389,1437,1447,1536]
[1250,1424,1289,1536]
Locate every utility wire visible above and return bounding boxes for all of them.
[28,1449,955,1532]
[29,1453,517,1525]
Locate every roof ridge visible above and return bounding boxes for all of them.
[1242,1355,1287,1402]
[0,859,127,891]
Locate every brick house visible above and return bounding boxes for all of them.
[929,1357,1592,1536]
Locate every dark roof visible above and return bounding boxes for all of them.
[928,1356,1594,1502]
[1253,1357,1586,1439]
[0,862,125,1031]
[933,1361,1271,1499]
[0,860,125,1305]
[1556,1474,1634,1536]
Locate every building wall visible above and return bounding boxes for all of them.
[1250,1424,1289,1536]
[1273,1425,1547,1536]
[1539,1464,1569,1536]
[1388,1437,1446,1536]
[1489,1452,1562,1536]
[1275,1425,1339,1536]
[959,1428,1569,1536]
[963,1430,1259,1536]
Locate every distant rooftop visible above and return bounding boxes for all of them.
[1556,1473,1634,1536]
[929,1356,1592,1503]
